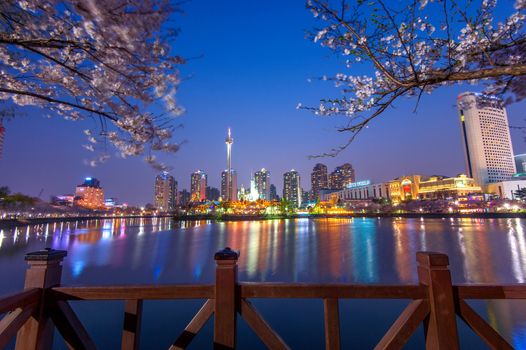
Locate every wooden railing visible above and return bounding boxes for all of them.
[0,248,525,349]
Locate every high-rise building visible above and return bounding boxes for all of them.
[457,92,516,186]
[311,163,328,200]
[302,190,311,205]
[254,168,271,200]
[178,189,191,206]
[329,163,355,189]
[74,177,105,209]
[0,120,5,159]
[283,170,302,208]
[154,171,177,211]
[206,186,220,201]
[221,170,238,201]
[190,170,207,202]
[269,184,277,201]
[224,128,236,201]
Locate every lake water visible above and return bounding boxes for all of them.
[0,217,525,349]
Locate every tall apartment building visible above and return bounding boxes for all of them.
[190,170,207,202]
[206,186,220,201]
[269,184,278,201]
[254,168,271,200]
[283,170,302,208]
[329,163,355,189]
[154,172,177,211]
[221,170,238,201]
[457,92,516,186]
[311,163,328,200]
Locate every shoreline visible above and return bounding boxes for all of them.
[0,215,173,229]
[2,212,526,229]
[175,212,526,221]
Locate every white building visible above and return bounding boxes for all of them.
[487,180,526,200]
[254,168,271,200]
[320,180,390,202]
[457,92,516,187]
[283,170,302,207]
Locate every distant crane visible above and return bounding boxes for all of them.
[37,188,44,199]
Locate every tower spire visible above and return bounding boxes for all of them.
[225,128,234,201]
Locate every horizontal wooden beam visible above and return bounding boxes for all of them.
[455,285,526,299]
[239,284,426,299]
[0,289,40,314]
[52,285,215,300]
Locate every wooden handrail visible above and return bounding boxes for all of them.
[0,288,40,314]
[10,248,526,350]
[239,283,427,299]
[52,285,215,300]
[455,285,526,299]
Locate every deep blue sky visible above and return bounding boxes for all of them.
[1,1,526,205]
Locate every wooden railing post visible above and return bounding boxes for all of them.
[416,252,459,350]
[214,247,239,349]
[15,248,67,350]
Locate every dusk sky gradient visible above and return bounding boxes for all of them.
[1,1,526,205]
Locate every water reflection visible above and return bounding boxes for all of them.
[0,217,525,346]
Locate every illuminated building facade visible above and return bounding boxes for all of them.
[311,163,328,200]
[329,163,355,189]
[154,171,177,211]
[324,174,481,203]
[389,175,423,203]
[283,170,302,207]
[457,92,516,187]
[190,170,207,202]
[74,177,105,209]
[418,174,481,199]
[254,168,271,200]
[320,180,390,202]
[221,170,238,201]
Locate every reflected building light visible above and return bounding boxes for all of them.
[507,221,526,283]
[0,230,4,249]
[515,219,526,268]
[72,261,85,278]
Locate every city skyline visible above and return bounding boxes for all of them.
[1,1,526,205]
